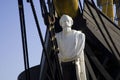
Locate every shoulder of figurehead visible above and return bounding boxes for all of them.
[71,30,82,34]
[72,30,85,37]
[55,32,62,38]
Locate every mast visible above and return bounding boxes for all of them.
[101,0,114,21]
[97,0,120,26]
[53,0,79,18]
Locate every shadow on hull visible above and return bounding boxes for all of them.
[18,65,40,80]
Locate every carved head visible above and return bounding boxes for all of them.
[59,14,73,29]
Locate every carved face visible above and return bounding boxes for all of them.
[59,14,73,29]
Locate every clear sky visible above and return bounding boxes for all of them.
[0,0,46,80]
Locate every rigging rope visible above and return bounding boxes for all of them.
[27,0,55,80]
[18,0,31,80]
[48,15,63,80]
[85,0,114,53]
[88,0,120,60]
[85,0,120,61]
[47,0,64,79]
[39,0,63,80]
[79,0,84,14]
[91,0,120,58]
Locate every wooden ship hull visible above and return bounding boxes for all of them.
[18,0,120,80]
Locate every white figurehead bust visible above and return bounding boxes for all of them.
[55,14,87,80]
[55,14,85,62]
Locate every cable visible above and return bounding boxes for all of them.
[18,0,31,80]
[85,0,114,54]
[79,0,84,14]
[90,0,120,60]
[85,0,120,60]
[28,0,55,80]
[39,0,63,80]
[47,0,63,79]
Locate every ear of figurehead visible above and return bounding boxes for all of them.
[59,14,73,29]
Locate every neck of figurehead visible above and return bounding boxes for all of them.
[62,27,71,35]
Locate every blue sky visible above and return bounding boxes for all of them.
[0,0,46,80]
